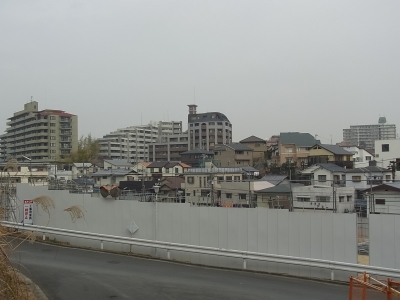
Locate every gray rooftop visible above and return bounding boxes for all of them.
[314,144,353,155]
[346,166,392,173]
[316,163,346,172]
[239,135,265,143]
[104,159,133,167]
[258,175,288,185]
[256,183,304,194]
[188,112,230,123]
[280,132,320,147]
[73,163,92,168]
[214,143,253,151]
[91,169,137,177]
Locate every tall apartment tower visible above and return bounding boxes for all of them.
[187,104,232,151]
[343,117,397,149]
[0,101,78,162]
[98,121,182,162]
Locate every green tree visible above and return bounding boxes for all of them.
[64,134,100,163]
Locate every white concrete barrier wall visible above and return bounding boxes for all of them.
[16,184,357,280]
[370,214,400,269]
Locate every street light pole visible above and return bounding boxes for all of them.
[152,184,160,257]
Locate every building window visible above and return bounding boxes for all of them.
[386,175,391,182]
[365,156,371,161]
[382,144,389,152]
[234,176,240,181]
[50,116,56,120]
[50,136,56,140]
[339,196,344,202]
[239,194,247,200]
[375,199,385,205]
[347,195,352,202]
[175,168,178,173]
[50,143,56,147]
[193,191,196,197]
[297,197,310,202]
[217,176,224,182]
[50,130,55,133]
[50,123,56,127]
[285,147,292,153]
[318,175,326,182]
[102,176,107,179]
[165,168,169,173]
[226,193,232,199]
[352,176,361,182]
[255,143,260,147]
[225,176,232,181]
[187,177,194,184]
[316,196,330,202]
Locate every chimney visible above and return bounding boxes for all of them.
[369,160,377,167]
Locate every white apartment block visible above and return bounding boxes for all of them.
[98,121,182,163]
[341,146,374,168]
[343,117,396,149]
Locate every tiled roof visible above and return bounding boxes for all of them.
[239,135,265,143]
[280,132,320,147]
[313,144,352,155]
[256,183,303,193]
[104,159,133,167]
[346,166,391,173]
[258,175,288,185]
[91,169,136,177]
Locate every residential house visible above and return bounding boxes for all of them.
[132,162,152,181]
[213,143,253,167]
[345,165,392,199]
[308,144,354,169]
[239,135,267,164]
[340,146,374,168]
[0,162,49,185]
[146,161,191,180]
[158,177,185,202]
[299,163,346,187]
[361,182,400,214]
[103,159,134,170]
[272,132,320,168]
[71,163,93,179]
[180,148,215,168]
[255,183,304,209]
[91,168,138,186]
[182,166,259,207]
[292,185,355,213]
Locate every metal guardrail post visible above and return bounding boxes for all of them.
[42,233,46,241]
[243,257,247,270]
[167,249,171,260]
[331,270,334,281]
[100,240,104,250]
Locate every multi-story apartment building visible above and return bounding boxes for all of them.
[343,117,396,149]
[213,143,253,167]
[0,101,78,162]
[148,133,189,161]
[187,104,232,151]
[98,121,182,162]
[148,105,233,161]
[239,135,267,163]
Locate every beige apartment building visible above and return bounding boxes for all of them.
[0,101,78,162]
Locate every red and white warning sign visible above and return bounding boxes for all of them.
[23,200,33,225]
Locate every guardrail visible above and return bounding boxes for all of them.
[3,221,400,280]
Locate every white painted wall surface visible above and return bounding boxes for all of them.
[15,183,357,280]
[375,139,400,168]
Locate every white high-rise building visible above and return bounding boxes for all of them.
[98,121,182,162]
[343,117,396,149]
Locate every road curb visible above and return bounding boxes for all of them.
[17,271,49,300]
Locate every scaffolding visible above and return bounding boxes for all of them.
[349,273,400,300]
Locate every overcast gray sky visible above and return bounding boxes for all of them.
[1,1,399,144]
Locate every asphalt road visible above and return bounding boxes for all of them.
[11,241,349,300]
